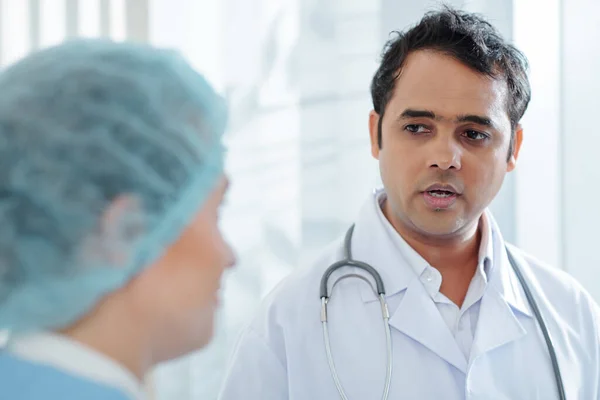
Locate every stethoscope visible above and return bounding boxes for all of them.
[319,224,566,400]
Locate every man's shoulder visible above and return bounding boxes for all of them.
[507,244,600,323]
[508,244,588,295]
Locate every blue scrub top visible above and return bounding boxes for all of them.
[0,351,131,400]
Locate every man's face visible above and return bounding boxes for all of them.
[369,50,522,239]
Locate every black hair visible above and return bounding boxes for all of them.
[370,6,531,157]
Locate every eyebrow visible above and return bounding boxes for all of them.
[397,108,497,130]
[456,114,493,128]
[398,109,438,120]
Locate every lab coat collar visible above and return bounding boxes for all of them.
[351,190,415,303]
[353,189,533,319]
[487,214,534,318]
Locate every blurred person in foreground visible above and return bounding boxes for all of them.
[0,39,234,400]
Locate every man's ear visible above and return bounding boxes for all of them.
[507,124,523,172]
[369,110,381,160]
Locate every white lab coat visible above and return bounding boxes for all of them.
[219,192,600,400]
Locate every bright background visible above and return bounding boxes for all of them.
[0,0,597,398]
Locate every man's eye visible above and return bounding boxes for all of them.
[464,130,488,140]
[405,124,428,134]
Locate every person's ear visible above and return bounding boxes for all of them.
[369,110,381,160]
[507,124,523,172]
[99,195,145,266]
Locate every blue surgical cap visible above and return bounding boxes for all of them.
[0,39,227,332]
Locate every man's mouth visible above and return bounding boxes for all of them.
[426,189,456,198]
[422,184,460,209]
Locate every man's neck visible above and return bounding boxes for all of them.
[404,226,481,273]
[382,199,482,306]
[382,199,481,269]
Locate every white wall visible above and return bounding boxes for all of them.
[512,0,600,302]
[562,0,600,300]
[512,0,562,270]
[296,0,381,263]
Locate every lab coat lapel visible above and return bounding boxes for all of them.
[469,285,526,362]
[352,191,466,372]
[388,278,468,374]
[470,213,531,362]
